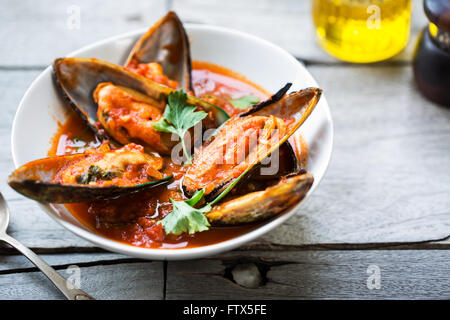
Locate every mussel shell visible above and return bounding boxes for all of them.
[53,57,229,147]
[125,11,193,92]
[206,171,313,225]
[183,85,322,203]
[8,154,172,203]
[249,141,300,180]
[239,82,292,117]
[241,86,322,121]
[54,57,163,135]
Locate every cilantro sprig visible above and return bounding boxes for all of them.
[229,95,260,109]
[154,92,261,236]
[159,189,211,235]
[153,90,207,164]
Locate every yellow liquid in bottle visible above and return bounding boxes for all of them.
[312,0,412,63]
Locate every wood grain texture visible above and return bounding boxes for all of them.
[0,252,127,272]
[0,0,449,300]
[172,0,428,64]
[0,70,42,202]
[2,64,449,250]
[0,70,95,250]
[258,64,450,246]
[0,0,168,67]
[166,250,450,299]
[0,260,164,300]
[0,0,428,67]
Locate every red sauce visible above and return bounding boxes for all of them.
[183,115,289,196]
[126,59,178,89]
[49,61,301,249]
[192,61,270,116]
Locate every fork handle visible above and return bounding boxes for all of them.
[1,233,94,300]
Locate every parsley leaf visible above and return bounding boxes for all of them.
[159,189,211,235]
[229,95,260,109]
[153,90,207,164]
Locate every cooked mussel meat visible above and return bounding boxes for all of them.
[183,86,322,202]
[8,143,171,203]
[93,82,171,154]
[53,57,229,154]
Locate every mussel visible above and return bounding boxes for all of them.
[9,12,199,204]
[124,11,193,92]
[206,171,313,225]
[183,86,321,200]
[8,143,172,203]
[53,57,229,155]
[183,85,321,224]
[10,15,201,204]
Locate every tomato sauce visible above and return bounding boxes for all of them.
[126,59,178,89]
[48,61,305,249]
[192,61,270,116]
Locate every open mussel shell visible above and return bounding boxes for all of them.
[240,83,300,180]
[8,154,172,203]
[124,11,193,92]
[206,171,313,225]
[240,85,322,123]
[251,141,299,180]
[183,84,322,203]
[53,57,229,144]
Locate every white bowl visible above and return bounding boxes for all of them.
[11,24,333,260]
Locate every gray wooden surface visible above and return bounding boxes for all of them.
[1,0,449,299]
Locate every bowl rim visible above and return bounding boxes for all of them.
[11,24,334,260]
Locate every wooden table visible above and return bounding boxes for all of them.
[1,0,449,300]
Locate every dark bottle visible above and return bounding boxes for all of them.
[413,0,450,107]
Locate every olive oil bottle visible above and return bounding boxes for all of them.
[312,0,412,63]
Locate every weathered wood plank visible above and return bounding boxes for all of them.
[258,64,450,246]
[0,0,168,66]
[0,252,128,272]
[1,0,427,66]
[0,70,96,249]
[0,198,95,250]
[0,69,43,201]
[166,250,450,299]
[1,0,448,301]
[0,260,164,300]
[173,0,428,64]
[3,249,449,299]
[1,63,450,251]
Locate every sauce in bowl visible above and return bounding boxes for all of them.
[48,61,306,249]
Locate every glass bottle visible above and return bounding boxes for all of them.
[312,0,412,63]
[413,0,450,107]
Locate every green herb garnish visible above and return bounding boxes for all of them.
[153,90,207,164]
[229,95,260,109]
[159,189,211,235]
[76,165,118,184]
